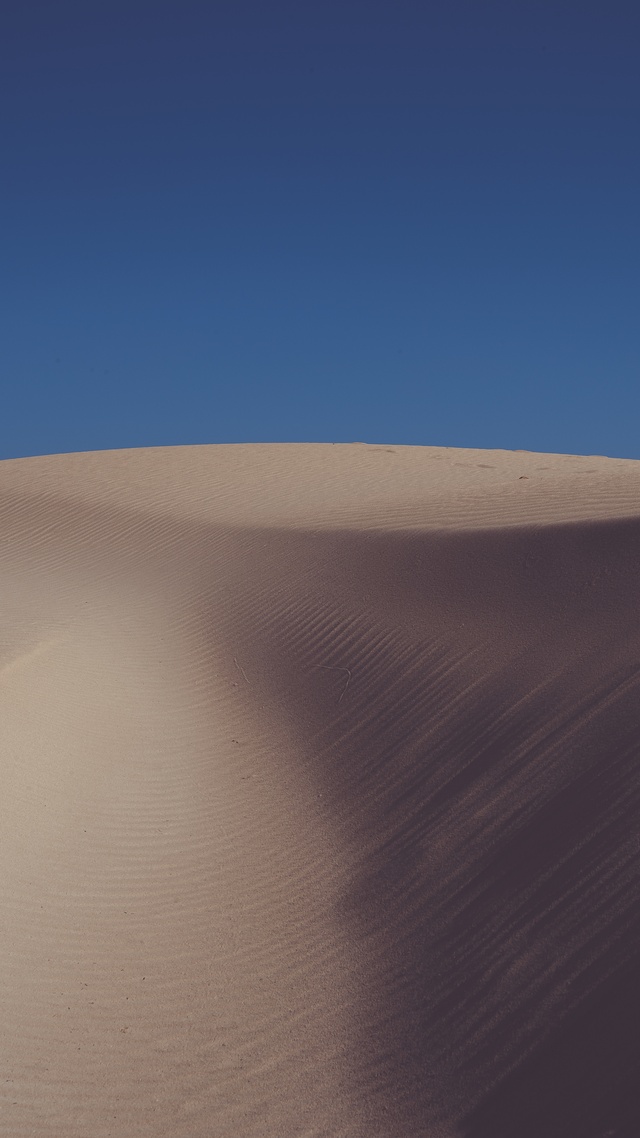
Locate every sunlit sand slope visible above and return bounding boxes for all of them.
[1,443,640,1137]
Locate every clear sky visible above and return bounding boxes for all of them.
[3,0,639,459]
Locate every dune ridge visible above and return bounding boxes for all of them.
[1,443,639,1136]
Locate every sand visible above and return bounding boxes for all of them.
[1,442,639,1137]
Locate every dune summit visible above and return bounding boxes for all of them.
[1,442,640,1137]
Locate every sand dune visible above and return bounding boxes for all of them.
[1,443,639,1137]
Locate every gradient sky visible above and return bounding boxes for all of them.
[3,0,639,459]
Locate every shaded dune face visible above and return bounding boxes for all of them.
[1,460,640,1136]
[225,520,640,1136]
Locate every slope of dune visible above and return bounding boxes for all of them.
[1,443,640,1137]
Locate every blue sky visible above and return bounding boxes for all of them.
[3,0,639,459]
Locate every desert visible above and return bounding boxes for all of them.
[1,442,639,1137]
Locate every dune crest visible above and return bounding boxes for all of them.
[1,443,639,1136]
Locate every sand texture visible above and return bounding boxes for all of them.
[1,442,640,1137]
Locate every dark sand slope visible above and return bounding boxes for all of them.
[1,444,640,1137]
